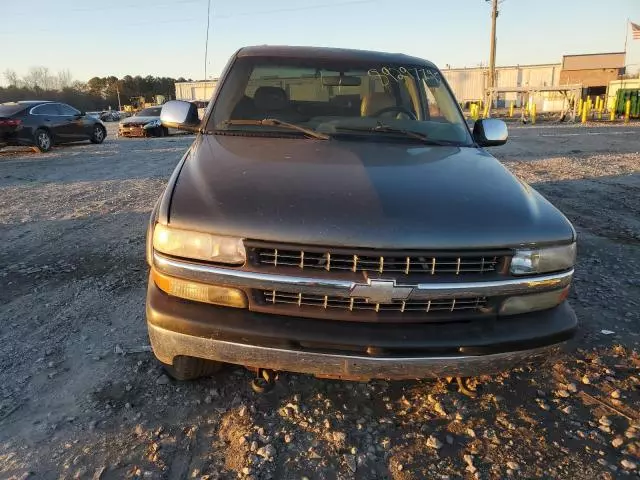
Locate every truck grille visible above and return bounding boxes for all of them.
[251,247,501,276]
[261,290,488,314]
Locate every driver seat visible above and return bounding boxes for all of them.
[360,92,396,117]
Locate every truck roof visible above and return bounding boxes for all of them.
[236,45,437,69]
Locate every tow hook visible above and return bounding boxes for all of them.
[251,368,277,393]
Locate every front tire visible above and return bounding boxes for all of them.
[154,126,168,137]
[90,125,106,144]
[34,128,52,152]
[163,355,224,381]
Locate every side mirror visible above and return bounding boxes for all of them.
[473,118,508,147]
[78,111,86,117]
[160,100,200,132]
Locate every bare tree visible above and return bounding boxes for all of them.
[3,69,19,87]
[56,69,73,90]
[22,66,55,90]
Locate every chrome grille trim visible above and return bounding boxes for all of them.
[152,252,574,300]
[252,248,501,275]
[261,290,488,314]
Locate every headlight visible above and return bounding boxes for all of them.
[153,224,245,264]
[144,119,161,129]
[510,243,576,275]
[500,287,570,315]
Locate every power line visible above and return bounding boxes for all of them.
[0,0,379,36]
[0,16,204,36]
[212,0,376,19]
[5,0,203,17]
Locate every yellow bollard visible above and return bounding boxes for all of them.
[531,102,537,124]
[610,107,615,121]
[509,101,514,117]
[599,98,604,119]
[578,98,583,116]
[581,102,588,124]
[482,104,489,119]
[625,99,631,123]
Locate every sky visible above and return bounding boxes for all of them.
[2,0,640,83]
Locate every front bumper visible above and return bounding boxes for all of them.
[118,126,148,138]
[146,280,577,380]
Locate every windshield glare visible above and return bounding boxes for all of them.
[209,58,472,145]
[136,107,161,117]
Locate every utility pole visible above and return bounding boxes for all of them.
[116,85,122,112]
[484,0,499,116]
[488,0,498,90]
[204,0,211,80]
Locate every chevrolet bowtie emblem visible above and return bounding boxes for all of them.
[350,279,413,304]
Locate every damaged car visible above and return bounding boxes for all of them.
[146,45,578,384]
[118,106,168,137]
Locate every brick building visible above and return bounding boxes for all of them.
[559,52,626,96]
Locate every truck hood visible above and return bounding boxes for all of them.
[167,134,575,249]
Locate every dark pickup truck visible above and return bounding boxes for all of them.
[146,45,577,382]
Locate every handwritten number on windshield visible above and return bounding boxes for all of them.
[368,67,442,85]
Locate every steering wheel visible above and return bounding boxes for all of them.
[370,106,417,120]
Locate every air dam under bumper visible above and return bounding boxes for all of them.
[146,282,577,380]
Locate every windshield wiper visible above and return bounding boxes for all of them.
[334,123,459,146]
[218,118,329,140]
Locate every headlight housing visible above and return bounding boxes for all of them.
[153,224,245,264]
[510,243,576,275]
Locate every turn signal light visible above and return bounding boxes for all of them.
[151,269,248,308]
[499,287,570,316]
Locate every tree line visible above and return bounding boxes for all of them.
[1,67,192,111]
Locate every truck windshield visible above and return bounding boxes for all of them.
[209,57,472,145]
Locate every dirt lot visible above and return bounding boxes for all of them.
[1,122,639,480]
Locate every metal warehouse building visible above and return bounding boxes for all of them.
[442,63,562,105]
[174,80,218,103]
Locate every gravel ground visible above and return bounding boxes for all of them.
[0,122,639,480]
